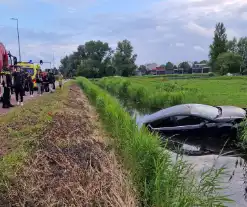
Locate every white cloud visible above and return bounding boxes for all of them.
[67,7,77,13]
[242,12,247,20]
[193,45,205,52]
[2,0,247,66]
[227,29,241,40]
[184,22,213,38]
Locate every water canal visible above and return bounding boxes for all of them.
[125,104,247,207]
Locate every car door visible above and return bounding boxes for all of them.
[171,115,205,136]
[148,115,202,136]
[148,116,176,136]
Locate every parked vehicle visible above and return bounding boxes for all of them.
[142,104,247,140]
[16,62,41,89]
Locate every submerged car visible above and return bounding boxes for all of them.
[142,104,247,139]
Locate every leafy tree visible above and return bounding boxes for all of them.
[60,55,77,77]
[77,41,113,78]
[237,37,247,69]
[60,39,137,78]
[226,37,247,70]
[138,65,147,74]
[178,62,190,70]
[227,37,238,53]
[165,62,174,70]
[209,22,228,70]
[199,60,208,64]
[173,65,178,69]
[112,40,137,77]
[215,52,243,75]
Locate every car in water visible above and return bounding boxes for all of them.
[142,104,247,140]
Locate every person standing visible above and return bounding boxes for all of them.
[10,66,15,95]
[43,72,49,92]
[12,67,25,106]
[48,70,54,93]
[52,71,56,90]
[58,72,63,88]
[36,69,43,96]
[27,74,34,97]
[21,71,28,96]
[2,68,14,108]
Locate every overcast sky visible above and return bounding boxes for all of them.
[0,0,247,67]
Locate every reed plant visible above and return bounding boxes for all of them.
[77,77,231,207]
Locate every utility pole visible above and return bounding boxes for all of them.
[52,53,55,68]
[11,18,21,62]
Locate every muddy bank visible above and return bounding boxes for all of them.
[1,85,136,207]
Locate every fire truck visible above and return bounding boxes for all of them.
[0,42,17,72]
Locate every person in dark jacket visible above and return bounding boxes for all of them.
[52,72,56,90]
[42,72,49,92]
[12,67,25,106]
[21,70,28,96]
[24,71,29,95]
[27,74,34,97]
[36,69,43,96]
[10,66,15,95]
[2,68,14,108]
[47,70,55,93]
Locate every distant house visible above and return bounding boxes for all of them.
[145,63,158,71]
[135,70,142,76]
[165,69,174,74]
[173,68,189,74]
[192,64,211,73]
[151,67,166,75]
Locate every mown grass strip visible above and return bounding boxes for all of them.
[0,82,71,191]
[77,77,232,207]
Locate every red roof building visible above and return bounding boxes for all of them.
[151,66,166,75]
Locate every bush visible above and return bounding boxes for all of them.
[97,77,185,109]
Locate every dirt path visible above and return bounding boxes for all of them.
[1,85,136,207]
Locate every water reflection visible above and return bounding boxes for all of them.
[125,104,247,207]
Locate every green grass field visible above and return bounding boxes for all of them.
[98,76,247,108]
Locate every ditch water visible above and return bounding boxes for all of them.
[123,102,247,207]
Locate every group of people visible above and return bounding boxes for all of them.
[0,67,63,108]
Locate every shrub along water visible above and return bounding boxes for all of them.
[77,77,231,207]
[97,77,188,110]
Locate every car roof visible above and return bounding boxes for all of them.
[142,104,215,124]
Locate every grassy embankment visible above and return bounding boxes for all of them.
[0,83,69,186]
[77,77,231,207]
[0,82,135,206]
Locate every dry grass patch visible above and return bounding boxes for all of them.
[1,85,136,207]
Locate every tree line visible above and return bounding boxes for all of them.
[138,60,209,75]
[209,22,247,75]
[59,40,137,78]
[60,22,247,77]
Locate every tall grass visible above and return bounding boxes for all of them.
[77,77,232,207]
[97,77,188,110]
